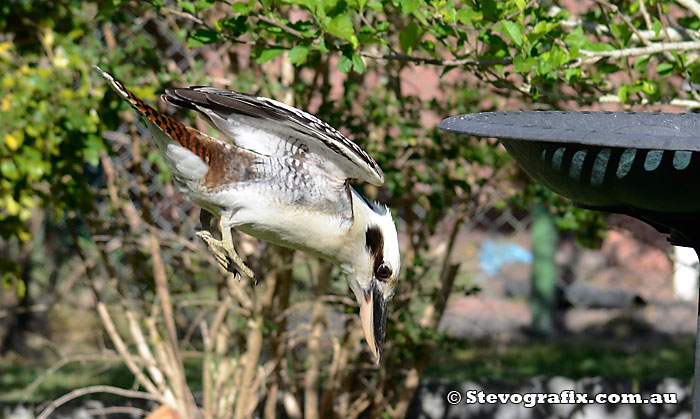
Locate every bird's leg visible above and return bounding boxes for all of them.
[219,218,255,280]
[196,209,230,273]
[199,209,215,234]
[196,216,255,281]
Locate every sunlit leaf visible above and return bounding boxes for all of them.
[326,14,354,41]
[337,54,352,73]
[399,21,422,53]
[256,48,284,63]
[288,45,310,65]
[188,29,221,46]
[500,21,523,47]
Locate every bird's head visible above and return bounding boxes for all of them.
[345,200,400,363]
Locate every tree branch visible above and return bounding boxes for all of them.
[358,50,511,67]
[96,302,162,398]
[598,94,700,108]
[304,261,333,419]
[579,40,700,60]
[37,385,160,419]
[254,13,305,39]
[677,0,700,21]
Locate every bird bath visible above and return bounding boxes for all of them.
[439,110,700,416]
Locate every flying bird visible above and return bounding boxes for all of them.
[94,66,400,361]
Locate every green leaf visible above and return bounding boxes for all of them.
[338,54,353,73]
[400,0,418,14]
[500,21,523,47]
[399,21,422,54]
[529,21,559,43]
[352,54,364,73]
[0,159,18,180]
[366,0,382,11]
[585,42,615,52]
[440,65,457,77]
[618,85,629,103]
[232,0,253,14]
[639,79,657,96]
[326,14,354,41]
[188,29,221,47]
[657,62,674,76]
[513,54,536,74]
[317,39,330,53]
[536,57,551,75]
[610,22,632,44]
[479,0,499,21]
[15,278,25,299]
[376,21,390,32]
[456,8,481,25]
[83,135,105,167]
[540,45,568,70]
[564,26,587,49]
[284,0,314,9]
[196,0,213,11]
[288,45,310,65]
[256,48,284,63]
[178,1,196,14]
[563,67,581,82]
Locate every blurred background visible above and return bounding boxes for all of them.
[1,0,700,417]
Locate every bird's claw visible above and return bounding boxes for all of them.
[196,230,256,282]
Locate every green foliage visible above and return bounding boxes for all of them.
[0,3,112,247]
[174,0,695,109]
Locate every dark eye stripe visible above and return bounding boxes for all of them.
[365,226,386,277]
[365,226,383,257]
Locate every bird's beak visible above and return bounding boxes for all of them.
[359,279,388,364]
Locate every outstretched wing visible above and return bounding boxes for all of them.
[162,87,385,187]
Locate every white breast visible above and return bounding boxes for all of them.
[210,184,353,261]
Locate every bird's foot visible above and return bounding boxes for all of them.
[196,230,255,282]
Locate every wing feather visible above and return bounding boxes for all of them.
[163,87,385,186]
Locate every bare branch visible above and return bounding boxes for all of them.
[543,0,689,41]
[579,40,700,60]
[254,13,305,39]
[85,406,150,417]
[359,50,511,67]
[148,231,195,416]
[638,0,652,29]
[304,261,333,419]
[126,311,176,404]
[678,0,700,20]
[37,385,160,419]
[597,94,700,108]
[97,302,162,398]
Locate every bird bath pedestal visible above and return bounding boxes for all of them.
[439,111,700,417]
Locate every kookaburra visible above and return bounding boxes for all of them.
[95,66,400,361]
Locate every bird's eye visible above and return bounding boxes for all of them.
[376,263,392,281]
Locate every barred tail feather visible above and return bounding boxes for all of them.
[93,65,217,163]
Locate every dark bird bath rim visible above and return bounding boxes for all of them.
[439,111,700,214]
